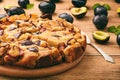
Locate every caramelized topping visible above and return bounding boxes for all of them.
[33,31,41,35]
[0,46,6,56]
[58,42,66,51]
[8,46,20,57]
[0,30,4,36]
[34,40,41,46]
[52,35,61,38]
[4,55,16,63]
[9,24,17,31]
[14,32,22,38]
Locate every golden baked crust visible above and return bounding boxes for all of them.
[0,14,86,69]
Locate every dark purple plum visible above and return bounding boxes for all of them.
[39,1,56,14]
[94,6,108,16]
[18,0,30,8]
[58,13,74,23]
[93,15,108,30]
[6,6,25,16]
[117,34,120,46]
[72,0,87,7]
[50,0,60,3]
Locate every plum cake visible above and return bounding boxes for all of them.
[0,14,86,69]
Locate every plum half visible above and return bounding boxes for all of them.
[92,31,110,44]
[117,8,120,16]
[71,7,87,18]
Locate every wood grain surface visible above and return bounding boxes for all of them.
[0,0,120,80]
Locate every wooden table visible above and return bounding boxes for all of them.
[0,0,120,79]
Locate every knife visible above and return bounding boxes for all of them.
[81,31,115,63]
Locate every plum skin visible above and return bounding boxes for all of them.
[7,7,25,16]
[93,35,110,44]
[94,6,108,16]
[72,0,87,7]
[115,0,120,3]
[93,15,108,30]
[58,13,74,23]
[18,0,30,8]
[50,0,60,2]
[39,1,56,14]
[117,34,120,46]
[92,31,110,44]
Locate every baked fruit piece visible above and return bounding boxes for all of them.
[0,14,86,69]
